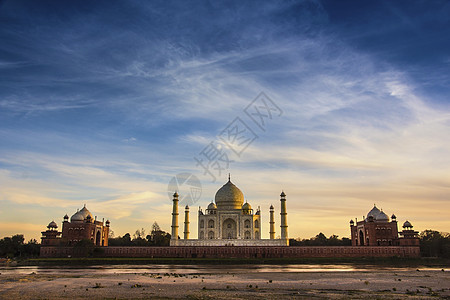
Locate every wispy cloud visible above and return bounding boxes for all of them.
[0,1,449,240]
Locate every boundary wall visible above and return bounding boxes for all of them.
[40,245,420,258]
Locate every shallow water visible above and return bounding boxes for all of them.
[0,264,446,275]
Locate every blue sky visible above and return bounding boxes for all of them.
[1,0,449,241]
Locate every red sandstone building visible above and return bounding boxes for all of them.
[350,205,419,247]
[41,205,110,246]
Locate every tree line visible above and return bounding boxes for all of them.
[289,233,352,246]
[419,230,450,258]
[0,235,40,258]
[108,222,171,246]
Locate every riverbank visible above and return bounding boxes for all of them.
[0,266,449,299]
[14,256,450,267]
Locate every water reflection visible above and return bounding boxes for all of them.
[0,264,446,275]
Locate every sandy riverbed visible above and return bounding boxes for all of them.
[0,268,449,299]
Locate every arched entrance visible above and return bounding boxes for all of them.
[244,219,250,228]
[96,231,101,246]
[222,218,237,239]
[208,219,215,228]
[359,230,364,246]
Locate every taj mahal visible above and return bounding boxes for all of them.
[170,176,289,246]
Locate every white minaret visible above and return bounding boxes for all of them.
[269,204,275,239]
[184,205,190,240]
[171,192,179,240]
[280,191,288,240]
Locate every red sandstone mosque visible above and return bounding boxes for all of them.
[41,205,110,247]
[350,205,419,246]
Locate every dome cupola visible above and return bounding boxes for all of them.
[403,220,413,229]
[207,202,217,210]
[47,220,58,229]
[214,178,244,210]
[70,210,83,222]
[70,205,93,222]
[366,204,381,220]
[242,202,252,210]
[376,210,389,221]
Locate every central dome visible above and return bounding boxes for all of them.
[366,205,381,220]
[70,205,93,222]
[214,179,244,210]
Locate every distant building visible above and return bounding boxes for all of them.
[41,221,62,246]
[41,205,110,246]
[170,176,289,246]
[350,205,419,246]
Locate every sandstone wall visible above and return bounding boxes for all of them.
[40,245,420,258]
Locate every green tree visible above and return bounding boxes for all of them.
[0,234,25,258]
[73,239,95,257]
[108,223,171,247]
[314,232,327,245]
[289,233,351,246]
[151,221,161,232]
[149,222,170,246]
[419,230,450,258]
[108,233,133,246]
[21,239,41,257]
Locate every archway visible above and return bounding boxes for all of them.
[208,231,214,239]
[359,230,364,246]
[244,219,251,228]
[208,219,215,228]
[95,231,101,246]
[222,218,237,239]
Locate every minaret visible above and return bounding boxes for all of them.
[171,192,179,240]
[269,204,275,239]
[184,205,190,240]
[280,191,288,240]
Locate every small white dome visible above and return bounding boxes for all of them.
[207,202,217,210]
[403,220,413,228]
[47,220,58,229]
[242,202,252,210]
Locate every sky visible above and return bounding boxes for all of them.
[0,0,449,242]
